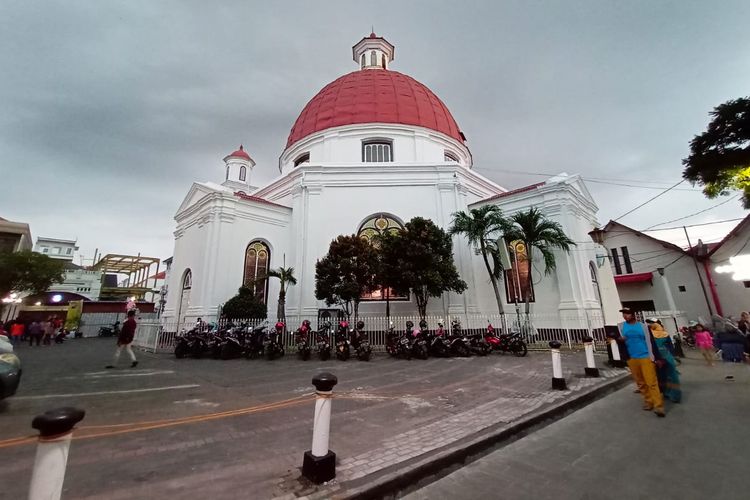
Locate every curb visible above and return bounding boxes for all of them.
[332,371,630,500]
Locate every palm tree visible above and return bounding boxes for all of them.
[449,205,509,314]
[502,208,575,313]
[267,266,297,322]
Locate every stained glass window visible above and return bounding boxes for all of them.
[357,214,407,301]
[504,240,535,303]
[243,241,270,304]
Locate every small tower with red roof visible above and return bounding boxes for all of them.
[352,31,395,70]
[222,145,255,191]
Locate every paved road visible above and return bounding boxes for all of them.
[406,356,750,500]
[0,337,621,499]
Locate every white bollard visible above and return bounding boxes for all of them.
[549,341,567,390]
[583,336,600,377]
[28,407,85,500]
[302,372,337,484]
[608,333,627,368]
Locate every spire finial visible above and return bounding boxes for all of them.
[239,144,244,151]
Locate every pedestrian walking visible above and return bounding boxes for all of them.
[692,322,715,366]
[42,318,54,345]
[617,308,665,417]
[9,321,24,346]
[646,319,682,403]
[106,310,138,369]
[714,327,746,381]
[28,321,43,347]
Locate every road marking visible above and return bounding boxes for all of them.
[64,370,176,379]
[14,384,200,400]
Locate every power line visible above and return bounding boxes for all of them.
[613,180,686,222]
[643,195,741,230]
[642,217,745,232]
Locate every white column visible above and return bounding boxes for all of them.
[311,392,333,457]
[29,434,72,500]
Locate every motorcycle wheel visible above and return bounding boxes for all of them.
[386,346,398,357]
[212,346,222,359]
[457,345,472,357]
[358,347,372,361]
[512,341,528,357]
[175,343,188,359]
[319,349,331,361]
[191,344,204,359]
[266,346,276,360]
[418,345,429,360]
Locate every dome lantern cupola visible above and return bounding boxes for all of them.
[352,31,394,70]
[222,145,256,191]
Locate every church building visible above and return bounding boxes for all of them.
[163,33,619,327]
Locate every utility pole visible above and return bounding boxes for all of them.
[683,226,713,316]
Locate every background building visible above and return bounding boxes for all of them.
[33,237,79,260]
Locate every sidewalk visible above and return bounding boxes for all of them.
[405,357,750,500]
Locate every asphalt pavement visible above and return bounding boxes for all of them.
[405,356,750,500]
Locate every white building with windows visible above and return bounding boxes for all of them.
[34,237,79,260]
[163,34,620,327]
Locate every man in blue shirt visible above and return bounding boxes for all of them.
[618,307,665,417]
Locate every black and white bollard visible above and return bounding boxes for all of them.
[549,341,567,390]
[607,332,626,368]
[302,372,338,484]
[582,336,600,377]
[28,407,85,500]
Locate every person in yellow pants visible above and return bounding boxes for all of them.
[618,308,665,418]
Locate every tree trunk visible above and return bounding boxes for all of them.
[277,288,286,323]
[416,287,428,320]
[524,255,532,315]
[480,242,504,314]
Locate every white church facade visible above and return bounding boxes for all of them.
[163,33,620,328]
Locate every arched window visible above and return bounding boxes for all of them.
[294,152,310,167]
[504,240,535,303]
[362,139,393,162]
[357,214,407,301]
[360,53,366,69]
[444,151,459,162]
[243,241,270,304]
[370,50,377,66]
[226,165,230,181]
[239,166,247,182]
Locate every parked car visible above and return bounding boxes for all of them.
[0,335,22,400]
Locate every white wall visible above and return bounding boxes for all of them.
[48,269,102,300]
[708,222,750,318]
[601,223,712,320]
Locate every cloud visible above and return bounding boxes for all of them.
[2,0,749,262]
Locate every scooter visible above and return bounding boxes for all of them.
[335,320,351,361]
[426,320,450,357]
[265,321,286,360]
[244,321,268,359]
[316,321,333,361]
[295,320,312,361]
[409,321,429,360]
[351,320,372,361]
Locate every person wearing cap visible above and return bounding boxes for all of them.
[646,318,681,403]
[692,321,714,366]
[618,308,666,417]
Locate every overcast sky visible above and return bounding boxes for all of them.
[2,0,748,265]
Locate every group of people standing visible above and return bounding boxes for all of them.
[0,316,63,346]
[617,307,750,418]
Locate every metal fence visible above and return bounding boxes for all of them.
[131,309,686,354]
[78,312,157,338]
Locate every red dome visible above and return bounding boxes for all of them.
[228,145,251,160]
[286,69,464,148]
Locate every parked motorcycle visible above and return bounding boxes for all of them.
[220,325,246,360]
[409,320,429,359]
[265,321,286,360]
[351,320,372,361]
[446,318,472,357]
[425,320,450,357]
[244,322,268,359]
[98,322,120,338]
[315,321,333,361]
[385,322,411,359]
[334,321,351,361]
[295,320,312,361]
[486,322,528,357]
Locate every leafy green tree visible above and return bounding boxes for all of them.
[501,208,575,313]
[0,250,66,299]
[683,97,750,207]
[267,266,297,323]
[221,286,267,320]
[449,205,509,314]
[379,217,467,319]
[315,235,380,320]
